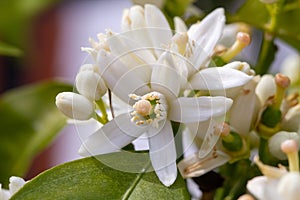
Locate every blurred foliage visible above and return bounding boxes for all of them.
[0,41,23,57]
[0,0,61,56]
[0,81,72,187]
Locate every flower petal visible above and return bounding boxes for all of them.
[78,113,147,156]
[151,56,185,99]
[188,8,225,69]
[98,50,151,103]
[189,67,252,91]
[229,77,259,135]
[107,32,156,65]
[255,74,276,106]
[145,4,172,57]
[169,96,233,123]
[174,16,187,33]
[247,176,269,200]
[178,151,230,178]
[148,120,177,187]
[282,105,300,132]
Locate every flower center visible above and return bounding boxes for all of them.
[129,92,167,128]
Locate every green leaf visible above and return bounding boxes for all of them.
[11,156,190,200]
[0,80,72,187]
[0,41,23,57]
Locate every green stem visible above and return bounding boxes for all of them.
[255,32,275,75]
[95,98,109,124]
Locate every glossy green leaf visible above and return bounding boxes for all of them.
[0,81,72,187]
[11,156,190,200]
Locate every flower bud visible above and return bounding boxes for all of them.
[282,104,300,132]
[281,54,300,85]
[9,176,26,194]
[56,92,94,120]
[75,64,107,101]
[269,131,300,160]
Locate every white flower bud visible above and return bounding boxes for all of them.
[281,54,300,85]
[269,131,300,160]
[75,64,107,101]
[9,176,26,195]
[56,92,94,120]
[282,104,300,132]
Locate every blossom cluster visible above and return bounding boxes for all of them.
[55,3,300,199]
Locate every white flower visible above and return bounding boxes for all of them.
[75,64,107,101]
[78,4,253,187]
[55,92,94,120]
[78,57,234,186]
[0,176,26,200]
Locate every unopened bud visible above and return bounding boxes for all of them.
[269,131,300,160]
[75,64,107,101]
[56,92,94,120]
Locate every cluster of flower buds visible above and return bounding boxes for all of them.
[56,64,107,121]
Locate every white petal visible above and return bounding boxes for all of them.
[189,67,252,91]
[98,50,151,103]
[150,61,183,99]
[145,4,172,57]
[277,172,300,200]
[188,8,224,50]
[188,8,225,69]
[247,176,269,200]
[281,104,300,132]
[229,77,259,135]
[169,96,233,123]
[198,119,224,158]
[157,51,189,86]
[178,151,230,178]
[107,32,156,65]
[78,113,147,156]
[174,17,187,33]
[255,74,276,106]
[148,120,177,187]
